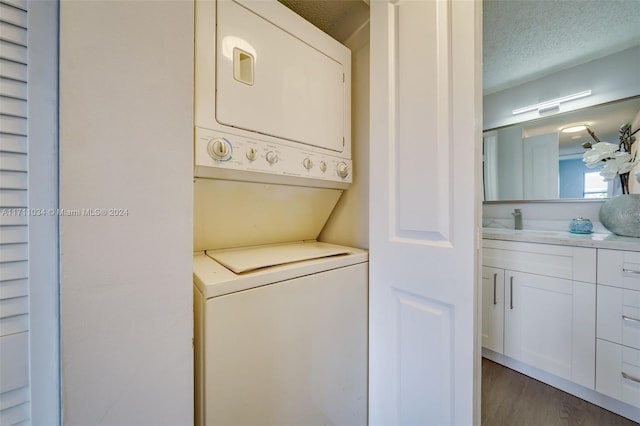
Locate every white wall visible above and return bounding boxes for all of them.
[484,45,640,130]
[319,22,370,249]
[483,200,606,232]
[59,1,194,424]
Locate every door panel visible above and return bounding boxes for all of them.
[393,0,449,240]
[397,290,453,425]
[523,133,559,199]
[369,0,481,424]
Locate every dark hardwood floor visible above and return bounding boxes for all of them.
[482,358,639,426]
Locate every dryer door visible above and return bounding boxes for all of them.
[215,0,346,153]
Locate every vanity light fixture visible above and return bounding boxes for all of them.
[511,90,592,115]
[561,124,589,133]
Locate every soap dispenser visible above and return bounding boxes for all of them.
[512,209,523,230]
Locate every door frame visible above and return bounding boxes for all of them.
[28,0,61,423]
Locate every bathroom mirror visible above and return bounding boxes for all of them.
[483,96,640,202]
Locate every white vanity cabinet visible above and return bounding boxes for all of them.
[482,239,597,389]
[596,249,640,408]
[482,230,640,422]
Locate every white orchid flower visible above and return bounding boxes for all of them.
[618,157,639,174]
[597,152,637,181]
[600,161,620,181]
[583,142,619,168]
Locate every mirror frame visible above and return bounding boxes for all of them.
[483,199,606,204]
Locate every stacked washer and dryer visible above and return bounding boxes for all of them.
[193,1,368,425]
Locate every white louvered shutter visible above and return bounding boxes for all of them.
[0,0,31,424]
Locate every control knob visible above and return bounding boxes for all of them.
[207,138,232,161]
[303,158,313,170]
[336,161,349,179]
[319,161,327,173]
[246,147,257,161]
[265,151,278,165]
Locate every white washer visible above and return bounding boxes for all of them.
[193,241,368,426]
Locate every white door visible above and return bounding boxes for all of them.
[369,0,482,424]
[523,132,559,199]
[483,132,499,201]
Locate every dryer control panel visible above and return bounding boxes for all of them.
[195,127,352,188]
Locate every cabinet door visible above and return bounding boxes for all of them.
[482,267,504,353]
[505,271,595,389]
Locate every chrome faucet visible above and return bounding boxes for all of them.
[512,209,523,230]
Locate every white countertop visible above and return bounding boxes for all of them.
[483,228,640,251]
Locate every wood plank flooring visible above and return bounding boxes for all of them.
[482,358,638,426]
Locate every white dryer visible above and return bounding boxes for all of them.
[194,0,352,189]
[193,241,368,426]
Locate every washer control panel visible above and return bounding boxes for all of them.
[195,128,352,185]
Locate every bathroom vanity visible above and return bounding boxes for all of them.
[482,228,640,422]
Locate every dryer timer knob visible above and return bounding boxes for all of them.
[207,138,232,161]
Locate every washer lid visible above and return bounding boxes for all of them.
[206,241,351,274]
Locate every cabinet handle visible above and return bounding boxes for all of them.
[493,273,497,305]
[510,276,514,310]
[622,371,640,384]
[622,268,640,278]
[622,315,640,324]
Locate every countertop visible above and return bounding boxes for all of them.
[482,228,640,251]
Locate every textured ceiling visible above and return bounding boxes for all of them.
[484,0,640,95]
[278,0,369,43]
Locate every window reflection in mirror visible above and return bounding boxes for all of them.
[483,96,640,201]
